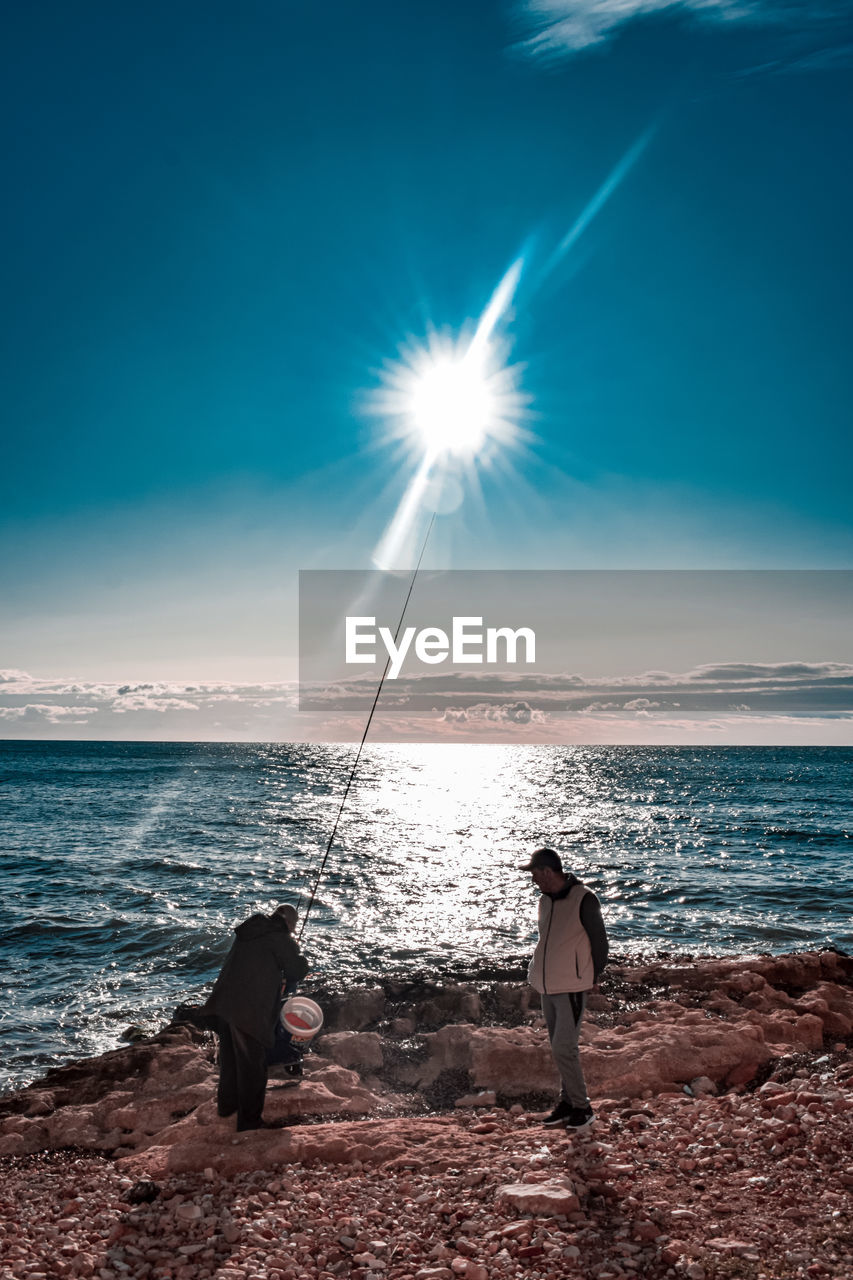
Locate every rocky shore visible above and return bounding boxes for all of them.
[1,950,852,1280]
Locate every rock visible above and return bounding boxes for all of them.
[43,1106,106,1151]
[307,1063,371,1097]
[24,1091,55,1116]
[796,982,853,1036]
[761,1013,826,1050]
[320,1031,384,1071]
[126,1180,160,1203]
[689,1076,718,1096]
[107,1082,214,1135]
[176,1200,202,1220]
[0,1132,25,1156]
[588,1017,772,1096]
[454,1092,496,1109]
[469,1027,558,1096]
[415,986,482,1028]
[491,983,533,1017]
[328,986,387,1030]
[267,1075,380,1120]
[708,1239,757,1254]
[497,1181,580,1215]
[586,992,612,1012]
[418,1025,479,1086]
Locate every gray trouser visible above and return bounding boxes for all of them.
[541,990,589,1108]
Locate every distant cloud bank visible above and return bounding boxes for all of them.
[0,671,298,740]
[1,662,850,744]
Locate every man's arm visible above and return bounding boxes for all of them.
[274,935,310,985]
[580,892,608,981]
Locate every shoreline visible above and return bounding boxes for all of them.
[12,945,851,1103]
[1,948,851,1279]
[4,944,851,1102]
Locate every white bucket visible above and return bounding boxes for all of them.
[280,996,324,1044]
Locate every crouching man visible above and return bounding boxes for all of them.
[203,903,308,1131]
[520,848,608,1131]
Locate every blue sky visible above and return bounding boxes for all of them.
[2,0,852,739]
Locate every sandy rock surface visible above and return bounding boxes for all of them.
[1,950,852,1278]
[2,1055,852,1280]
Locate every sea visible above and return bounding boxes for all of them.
[1,741,850,1094]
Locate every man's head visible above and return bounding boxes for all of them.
[519,847,566,894]
[273,903,298,933]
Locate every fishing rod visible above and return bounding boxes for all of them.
[296,510,437,942]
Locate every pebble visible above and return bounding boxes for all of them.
[176,1202,202,1222]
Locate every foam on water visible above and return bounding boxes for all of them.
[0,741,850,1091]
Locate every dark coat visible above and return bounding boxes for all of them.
[203,913,309,1046]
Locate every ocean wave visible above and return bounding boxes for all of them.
[761,827,850,842]
[125,858,207,874]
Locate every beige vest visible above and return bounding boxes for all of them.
[527,881,595,995]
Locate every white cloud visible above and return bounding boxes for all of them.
[0,703,100,724]
[441,700,548,725]
[112,695,200,714]
[683,660,853,683]
[623,697,661,711]
[515,0,851,55]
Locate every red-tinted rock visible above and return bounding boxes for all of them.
[497,1182,580,1215]
[320,1031,385,1071]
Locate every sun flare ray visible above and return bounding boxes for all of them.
[369,258,531,567]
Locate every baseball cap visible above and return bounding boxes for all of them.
[518,847,563,872]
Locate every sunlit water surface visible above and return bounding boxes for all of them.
[1,742,850,1091]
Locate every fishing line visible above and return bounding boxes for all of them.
[297,510,437,942]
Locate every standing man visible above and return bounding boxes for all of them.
[520,847,608,1131]
[203,903,308,1131]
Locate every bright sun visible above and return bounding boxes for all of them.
[370,258,528,468]
[407,351,494,457]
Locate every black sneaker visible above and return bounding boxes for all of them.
[563,1105,595,1131]
[542,1099,574,1127]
